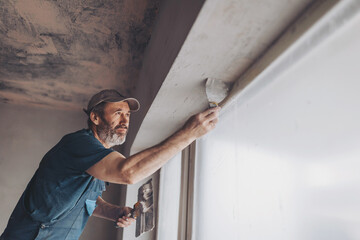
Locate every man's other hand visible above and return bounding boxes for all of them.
[116,207,135,228]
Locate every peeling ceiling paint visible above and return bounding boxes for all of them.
[0,0,159,110]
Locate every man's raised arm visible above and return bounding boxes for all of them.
[86,107,220,184]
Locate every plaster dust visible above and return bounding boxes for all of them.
[14,0,69,33]
[6,30,38,47]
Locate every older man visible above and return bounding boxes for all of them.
[1,89,220,240]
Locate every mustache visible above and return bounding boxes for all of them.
[115,124,128,130]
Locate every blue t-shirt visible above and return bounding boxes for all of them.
[1,129,114,240]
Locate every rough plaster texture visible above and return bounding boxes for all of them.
[122,0,206,157]
[0,103,122,239]
[131,0,314,154]
[0,0,159,110]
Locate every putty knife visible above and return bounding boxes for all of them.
[114,180,153,233]
[205,78,230,108]
[132,179,154,237]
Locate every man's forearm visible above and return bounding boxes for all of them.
[118,128,195,184]
[117,107,220,184]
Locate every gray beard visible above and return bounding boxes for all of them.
[97,122,127,147]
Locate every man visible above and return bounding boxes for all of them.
[1,89,220,240]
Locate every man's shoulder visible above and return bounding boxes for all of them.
[64,128,90,136]
[60,129,106,152]
[62,129,94,143]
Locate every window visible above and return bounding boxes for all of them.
[191,5,360,239]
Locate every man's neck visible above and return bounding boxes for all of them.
[90,127,111,149]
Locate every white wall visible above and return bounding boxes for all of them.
[191,7,360,239]
[0,103,122,239]
[157,153,183,240]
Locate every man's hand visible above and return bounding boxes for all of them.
[116,206,135,228]
[93,196,135,228]
[181,106,221,140]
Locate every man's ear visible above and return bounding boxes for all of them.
[90,112,100,126]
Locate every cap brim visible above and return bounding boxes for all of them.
[123,98,140,112]
[106,97,140,112]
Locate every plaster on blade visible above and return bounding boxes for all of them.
[205,78,230,108]
[134,179,154,237]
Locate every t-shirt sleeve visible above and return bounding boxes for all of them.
[59,132,114,172]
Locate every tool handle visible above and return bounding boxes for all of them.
[209,101,219,108]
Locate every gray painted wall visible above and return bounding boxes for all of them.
[0,103,122,239]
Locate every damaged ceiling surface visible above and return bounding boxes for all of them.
[130,0,316,153]
[0,0,159,109]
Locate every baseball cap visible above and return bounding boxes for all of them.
[83,89,140,115]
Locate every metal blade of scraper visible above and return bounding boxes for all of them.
[205,78,230,108]
[135,179,154,237]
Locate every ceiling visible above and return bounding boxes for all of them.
[0,0,159,110]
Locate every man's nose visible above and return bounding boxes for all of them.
[120,114,129,124]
